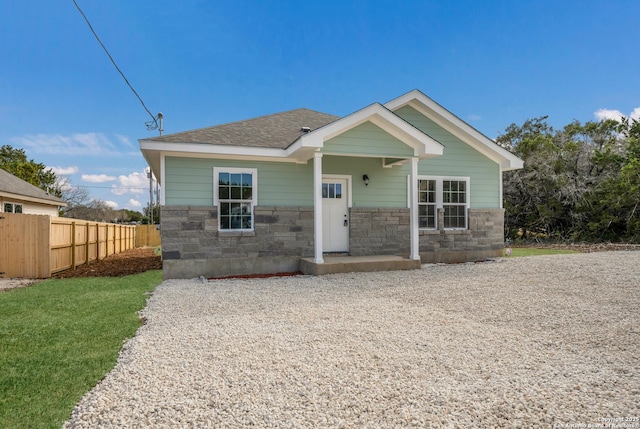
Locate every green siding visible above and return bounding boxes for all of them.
[324,156,408,208]
[165,157,313,206]
[165,107,501,209]
[395,105,501,208]
[165,155,411,209]
[322,121,414,157]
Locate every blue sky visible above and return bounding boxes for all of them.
[1,0,639,211]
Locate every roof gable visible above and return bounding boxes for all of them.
[289,103,444,162]
[0,168,66,206]
[322,121,415,158]
[384,89,523,171]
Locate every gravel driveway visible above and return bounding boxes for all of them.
[65,252,640,428]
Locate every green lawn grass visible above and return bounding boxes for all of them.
[0,270,162,429]
[505,247,580,257]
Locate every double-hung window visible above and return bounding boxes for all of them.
[214,168,257,231]
[417,176,469,229]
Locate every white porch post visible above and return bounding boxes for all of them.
[410,157,420,260]
[313,152,324,263]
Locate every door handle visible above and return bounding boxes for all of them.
[344,219,348,227]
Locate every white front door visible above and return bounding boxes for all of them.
[322,178,349,252]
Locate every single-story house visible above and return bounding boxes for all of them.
[140,89,523,279]
[0,168,66,216]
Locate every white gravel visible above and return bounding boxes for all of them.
[65,252,640,428]
[0,278,40,291]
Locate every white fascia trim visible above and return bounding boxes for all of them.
[290,103,444,159]
[0,192,66,208]
[155,149,302,164]
[385,90,523,171]
[141,141,291,160]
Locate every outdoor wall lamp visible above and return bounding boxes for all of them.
[363,174,369,186]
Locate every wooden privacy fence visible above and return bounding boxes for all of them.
[0,213,136,278]
[135,224,161,248]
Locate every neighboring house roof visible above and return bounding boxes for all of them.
[145,108,340,149]
[0,168,67,207]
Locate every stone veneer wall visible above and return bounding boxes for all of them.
[419,208,505,263]
[160,205,314,278]
[159,205,505,278]
[349,208,411,257]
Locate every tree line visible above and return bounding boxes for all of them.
[496,117,639,243]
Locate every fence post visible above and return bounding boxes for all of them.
[85,222,89,265]
[96,223,100,261]
[71,221,76,270]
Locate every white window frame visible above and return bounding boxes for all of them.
[417,178,438,229]
[3,202,23,213]
[415,176,470,230]
[213,167,258,232]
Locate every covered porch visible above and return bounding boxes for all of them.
[301,104,444,266]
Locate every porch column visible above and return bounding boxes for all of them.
[409,157,420,260]
[313,152,324,263]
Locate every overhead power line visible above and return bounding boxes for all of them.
[71,0,161,132]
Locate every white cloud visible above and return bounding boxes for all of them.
[57,179,75,192]
[110,185,129,196]
[82,174,117,183]
[104,200,119,209]
[115,134,135,149]
[595,107,640,122]
[128,199,142,208]
[48,165,79,175]
[10,132,122,156]
[110,171,148,196]
[595,108,625,122]
[468,114,482,121]
[118,171,148,188]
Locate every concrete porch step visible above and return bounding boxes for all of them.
[300,255,421,275]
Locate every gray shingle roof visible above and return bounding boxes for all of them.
[0,168,65,205]
[141,108,340,148]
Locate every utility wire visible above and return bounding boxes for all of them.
[72,0,160,131]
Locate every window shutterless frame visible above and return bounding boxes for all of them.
[414,176,470,230]
[213,167,258,231]
[3,202,23,213]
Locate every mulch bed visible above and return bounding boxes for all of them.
[52,247,162,279]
